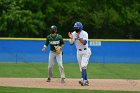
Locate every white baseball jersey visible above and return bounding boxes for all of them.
[71,30,89,49]
[71,30,91,69]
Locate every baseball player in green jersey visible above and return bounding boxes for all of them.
[42,25,65,83]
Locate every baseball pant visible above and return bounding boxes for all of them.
[48,51,65,79]
[77,48,91,71]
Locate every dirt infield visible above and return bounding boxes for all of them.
[0,78,140,91]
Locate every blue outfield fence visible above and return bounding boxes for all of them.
[0,38,140,64]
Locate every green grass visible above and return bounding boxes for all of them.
[0,86,140,93]
[0,62,140,93]
[0,62,140,79]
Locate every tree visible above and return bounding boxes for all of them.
[0,0,140,39]
[0,0,45,37]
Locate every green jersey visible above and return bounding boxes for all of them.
[45,34,64,51]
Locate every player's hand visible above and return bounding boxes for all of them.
[42,47,46,52]
[68,32,73,39]
[76,32,80,38]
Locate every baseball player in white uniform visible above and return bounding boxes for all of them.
[68,22,91,86]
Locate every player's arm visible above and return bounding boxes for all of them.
[61,44,64,49]
[77,32,88,45]
[79,38,87,45]
[42,37,49,52]
[68,32,74,44]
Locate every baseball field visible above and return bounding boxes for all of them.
[0,62,140,93]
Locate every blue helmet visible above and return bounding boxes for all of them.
[74,22,83,31]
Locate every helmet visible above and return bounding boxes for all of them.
[73,22,83,31]
[50,25,57,34]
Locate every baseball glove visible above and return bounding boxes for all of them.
[54,46,61,54]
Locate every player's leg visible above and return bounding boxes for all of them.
[80,60,88,86]
[56,52,65,83]
[77,51,83,84]
[80,48,91,86]
[47,51,56,82]
[77,52,82,72]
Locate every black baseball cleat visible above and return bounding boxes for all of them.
[61,78,65,83]
[79,80,83,84]
[46,78,51,82]
[80,80,89,86]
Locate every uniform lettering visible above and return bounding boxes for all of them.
[50,41,60,45]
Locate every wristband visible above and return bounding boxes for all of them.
[43,45,47,48]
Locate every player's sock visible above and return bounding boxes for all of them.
[81,72,83,80]
[82,69,87,80]
[84,69,87,80]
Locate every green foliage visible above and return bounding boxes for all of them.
[0,0,140,38]
[0,0,45,37]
